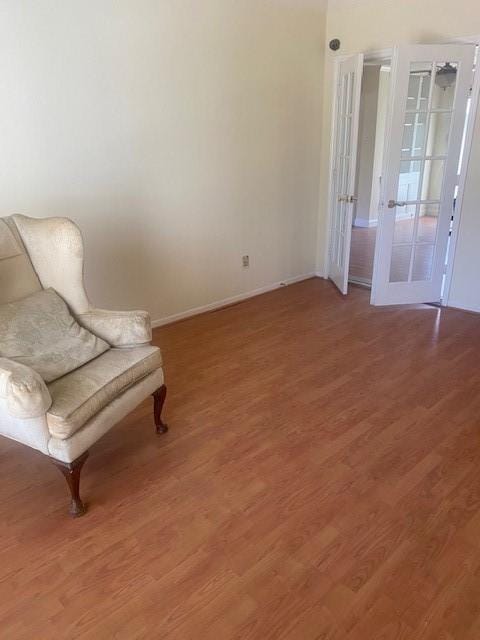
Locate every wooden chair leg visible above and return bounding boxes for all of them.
[51,451,89,518]
[152,385,168,434]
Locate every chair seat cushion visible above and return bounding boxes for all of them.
[46,345,162,439]
[0,288,109,382]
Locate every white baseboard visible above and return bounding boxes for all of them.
[151,272,317,328]
[445,299,480,314]
[353,217,378,228]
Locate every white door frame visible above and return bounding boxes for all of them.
[324,38,480,308]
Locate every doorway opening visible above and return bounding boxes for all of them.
[349,62,390,287]
[327,42,478,307]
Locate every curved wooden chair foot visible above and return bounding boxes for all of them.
[69,498,87,518]
[52,451,89,518]
[156,423,169,435]
[152,385,168,435]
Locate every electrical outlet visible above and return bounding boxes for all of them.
[242,255,249,268]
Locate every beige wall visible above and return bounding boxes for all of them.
[318,0,480,311]
[0,0,326,323]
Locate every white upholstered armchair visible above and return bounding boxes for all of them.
[0,215,168,517]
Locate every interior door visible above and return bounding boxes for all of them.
[371,44,475,305]
[328,54,364,294]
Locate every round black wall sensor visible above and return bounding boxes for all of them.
[329,39,340,51]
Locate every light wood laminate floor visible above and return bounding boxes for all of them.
[1,278,480,639]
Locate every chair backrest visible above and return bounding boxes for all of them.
[0,217,42,305]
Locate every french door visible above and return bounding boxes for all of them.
[371,44,475,305]
[328,54,363,294]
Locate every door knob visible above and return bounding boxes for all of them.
[388,199,407,208]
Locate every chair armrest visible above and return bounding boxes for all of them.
[77,308,152,347]
[0,358,52,418]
